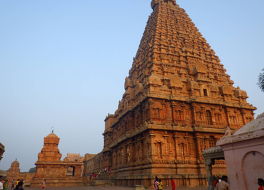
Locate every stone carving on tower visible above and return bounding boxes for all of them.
[84,0,255,187]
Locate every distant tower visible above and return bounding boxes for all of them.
[7,160,21,181]
[86,0,255,187]
[34,132,62,179]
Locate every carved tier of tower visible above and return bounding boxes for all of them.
[86,0,255,187]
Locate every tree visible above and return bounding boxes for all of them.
[258,68,264,92]
[28,167,36,173]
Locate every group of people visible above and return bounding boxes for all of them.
[258,178,264,190]
[154,177,177,190]
[1,176,263,189]
[154,176,164,190]
[0,178,47,190]
[212,176,264,190]
[213,175,229,190]
[153,175,264,190]
[41,179,46,190]
[0,179,24,190]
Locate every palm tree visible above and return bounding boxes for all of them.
[258,68,264,92]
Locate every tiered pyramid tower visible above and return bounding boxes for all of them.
[32,132,84,187]
[85,0,255,187]
[7,160,21,180]
[37,132,62,162]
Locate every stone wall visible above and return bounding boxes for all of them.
[217,113,264,190]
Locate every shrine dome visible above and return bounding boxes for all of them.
[44,132,60,144]
[11,160,19,167]
[46,132,59,138]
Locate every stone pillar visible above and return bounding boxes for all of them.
[163,135,169,158]
[205,158,215,190]
[224,107,230,126]
[240,109,246,125]
[171,102,176,125]
[149,134,156,158]
[190,103,197,125]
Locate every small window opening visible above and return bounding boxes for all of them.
[203,89,208,96]
[66,166,75,176]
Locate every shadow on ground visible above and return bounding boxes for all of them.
[27,186,207,190]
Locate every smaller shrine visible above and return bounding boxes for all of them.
[7,160,20,179]
[217,113,264,190]
[30,132,84,187]
[6,160,35,185]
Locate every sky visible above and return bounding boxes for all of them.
[0,0,263,172]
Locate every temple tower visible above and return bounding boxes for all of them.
[85,0,255,187]
[37,132,62,162]
[34,132,62,179]
[7,160,21,180]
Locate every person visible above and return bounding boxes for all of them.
[3,180,8,190]
[11,180,15,190]
[158,179,163,190]
[215,176,229,190]
[154,176,159,190]
[14,181,23,190]
[258,178,264,190]
[41,179,46,190]
[212,176,219,187]
[170,178,176,190]
[0,179,3,190]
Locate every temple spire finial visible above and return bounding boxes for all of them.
[51,126,54,133]
[151,0,176,10]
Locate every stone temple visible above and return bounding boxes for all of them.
[84,0,255,187]
[6,133,84,187]
[31,132,84,187]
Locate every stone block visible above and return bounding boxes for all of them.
[134,185,145,190]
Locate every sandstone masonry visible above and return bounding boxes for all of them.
[82,0,255,187]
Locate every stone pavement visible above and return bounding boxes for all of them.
[26,185,206,190]
[27,187,133,190]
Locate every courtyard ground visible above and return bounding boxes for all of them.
[26,185,207,190]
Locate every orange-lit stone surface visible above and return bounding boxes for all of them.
[7,160,21,181]
[84,0,255,188]
[31,133,84,187]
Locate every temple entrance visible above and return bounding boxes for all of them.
[66,166,75,176]
[243,151,264,190]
